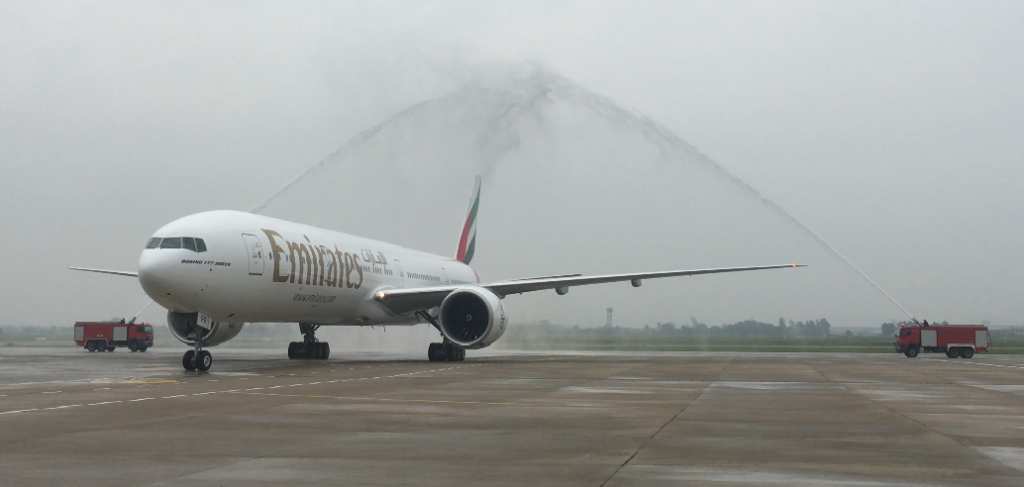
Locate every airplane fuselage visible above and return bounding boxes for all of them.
[138,210,478,325]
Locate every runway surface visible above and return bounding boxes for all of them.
[2,347,1024,486]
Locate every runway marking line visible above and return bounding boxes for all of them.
[0,409,40,415]
[227,391,640,410]
[0,364,478,416]
[920,358,1024,370]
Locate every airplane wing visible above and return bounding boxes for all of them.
[68,267,139,277]
[374,264,804,316]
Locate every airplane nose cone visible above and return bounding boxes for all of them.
[138,250,176,302]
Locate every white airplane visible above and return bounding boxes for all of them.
[71,177,804,371]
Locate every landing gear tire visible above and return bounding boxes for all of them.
[904,346,919,358]
[428,343,445,362]
[959,348,974,359]
[428,342,465,362]
[129,340,139,352]
[946,349,958,358]
[196,350,213,371]
[290,324,329,360]
[182,350,197,371]
[445,344,465,361]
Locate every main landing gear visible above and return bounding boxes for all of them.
[416,310,466,362]
[428,341,465,362]
[288,323,331,360]
[182,330,212,372]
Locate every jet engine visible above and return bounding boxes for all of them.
[438,287,507,349]
[167,311,244,347]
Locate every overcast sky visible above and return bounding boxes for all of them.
[2,1,1021,330]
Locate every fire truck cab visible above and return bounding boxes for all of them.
[895,323,990,358]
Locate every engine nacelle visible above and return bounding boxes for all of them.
[167,311,244,347]
[438,287,507,349]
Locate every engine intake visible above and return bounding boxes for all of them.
[438,287,507,349]
[167,311,244,347]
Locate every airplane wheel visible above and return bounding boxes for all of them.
[320,343,330,360]
[182,350,197,371]
[196,351,213,371]
[287,342,298,359]
[427,343,444,362]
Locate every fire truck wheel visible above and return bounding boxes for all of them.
[904,347,919,358]
[945,349,958,358]
[960,348,974,359]
[129,340,139,352]
[106,347,115,352]
[139,346,148,352]
[196,351,213,371]
[86,341,97,352]
[182,350,197,371]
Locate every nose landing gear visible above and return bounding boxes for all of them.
[287,323,331,360]
[182,330,212,372]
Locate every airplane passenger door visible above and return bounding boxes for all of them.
[392,259,405,288]
[241,234,264,276]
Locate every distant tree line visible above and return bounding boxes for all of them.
[640,317,832,338]
[539,317,834,339]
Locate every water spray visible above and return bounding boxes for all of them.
[251,67,919,323]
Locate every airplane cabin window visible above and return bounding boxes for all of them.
[146,238,161,249]
[160,237,182,249]
[183,237,197,252]
[195,238,207,253]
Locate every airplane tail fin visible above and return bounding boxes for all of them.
[455,176,482,265]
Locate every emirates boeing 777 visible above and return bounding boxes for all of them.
[71,177,804,371]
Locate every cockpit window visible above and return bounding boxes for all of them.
[160,237,182,249]
[183,237,197,251]
[146,238,161,249]
[195,238,207,253]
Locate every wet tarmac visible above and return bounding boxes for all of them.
[1,347,1023,486]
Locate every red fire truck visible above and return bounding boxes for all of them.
[74,321,155,352]
[895,323,990,358]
